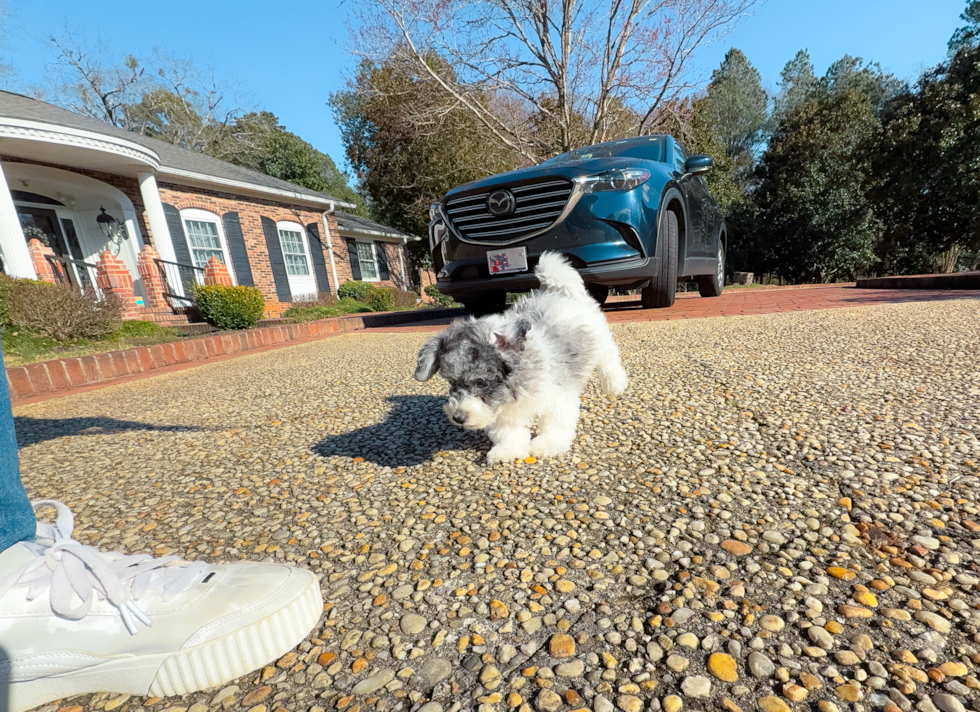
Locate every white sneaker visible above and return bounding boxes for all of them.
[0,500,323,712]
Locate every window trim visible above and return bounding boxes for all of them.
[275,220,313,279]
[179,208,236,284]
[355,240,381,282]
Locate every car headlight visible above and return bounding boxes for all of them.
[429,204,441,222]
[577,168,651,193]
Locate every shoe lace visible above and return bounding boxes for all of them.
[0,500,208,635]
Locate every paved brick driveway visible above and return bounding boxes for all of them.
[375,285,980,332]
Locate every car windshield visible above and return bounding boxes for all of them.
[539,137,664,166]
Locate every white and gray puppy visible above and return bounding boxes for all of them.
[414,251,628,464]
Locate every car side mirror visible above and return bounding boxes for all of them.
[685,155,713,175]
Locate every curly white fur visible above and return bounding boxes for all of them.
[415,252,628,464]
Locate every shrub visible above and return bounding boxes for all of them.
[193,284,265,330]
[391,288,420,309]
[10,282,121,341]
[337,281,376,302]
[367,288,395,312]
[291,292,340,309]
[424,285,459,307]
[0,273,15,329]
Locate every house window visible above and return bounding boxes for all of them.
[278,228,310,276]
[356,241,379,281]
[180,208,236,284]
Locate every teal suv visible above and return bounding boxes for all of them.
[428,135,726,315]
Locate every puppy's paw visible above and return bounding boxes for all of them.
[530,436,571,459]
[487,445,529,465]
[601,366,628,395]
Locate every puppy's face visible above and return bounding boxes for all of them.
[414,318,528,429]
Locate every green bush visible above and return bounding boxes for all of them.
[193,284,265,330]
[10,282,120,341]
[337,281,376,301]
[0,273,15,329]
[424,285,459,307]
[368,288,395,312]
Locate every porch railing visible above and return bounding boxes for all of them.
[155,258,204,309]
[44,254,100,294]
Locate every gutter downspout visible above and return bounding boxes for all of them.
[398,237,409,290]
[322,202,341,295]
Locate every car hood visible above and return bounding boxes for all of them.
[444,157,658,199]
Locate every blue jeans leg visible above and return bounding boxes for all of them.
[0,342,35,552]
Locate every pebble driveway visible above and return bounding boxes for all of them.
[13,295,980,712]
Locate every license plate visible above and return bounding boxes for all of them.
[487,247,528,275]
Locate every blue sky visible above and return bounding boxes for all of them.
[2,0,969,176]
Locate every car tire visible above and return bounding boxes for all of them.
[642,209,678,309]
[461,293,507,317]
[586,284,609,305]
[697,242,725,298]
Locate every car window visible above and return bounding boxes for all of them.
[540,137,664,166]
[673,142,687,175]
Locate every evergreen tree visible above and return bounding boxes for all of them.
[773,50,817,119]
[705,49,769,158]
[949,1,980,55]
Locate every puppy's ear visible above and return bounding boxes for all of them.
[414,334,444,381]
[493,318,531,353]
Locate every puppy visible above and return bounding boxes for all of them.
[414,251,628,464]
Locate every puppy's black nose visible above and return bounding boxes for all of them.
[451,413,467,426]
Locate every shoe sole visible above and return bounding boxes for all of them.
[9,570,323,712]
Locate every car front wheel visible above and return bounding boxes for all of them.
[641,209,678,309]
[697,242,725,298]
[586,284,609,305]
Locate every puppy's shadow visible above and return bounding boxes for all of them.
[311,395,490,468]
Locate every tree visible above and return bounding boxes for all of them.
[815,55,905,113]
[868,43,980,273]
[218,112,365,213]
[772,50,817,120]
[749,90,880,283]
[705,49,768,158]
[949,1,980,55]
[331,55,520,259]
[352,0,758,162]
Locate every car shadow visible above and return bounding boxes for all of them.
[13,416,202,447]
[311,395,491,467]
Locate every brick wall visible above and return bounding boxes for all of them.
[331,235,410,292]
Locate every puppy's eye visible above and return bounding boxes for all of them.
[474,378,488,389]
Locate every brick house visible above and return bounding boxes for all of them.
[0,91,419,320]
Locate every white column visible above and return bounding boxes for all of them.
[137,172,176,263]
[0,160,36,279]
[322,211,341,295]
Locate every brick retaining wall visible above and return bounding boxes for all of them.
[6,307,464,402]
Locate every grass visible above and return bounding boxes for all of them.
[1,320,183,367]
[281,297,429,323]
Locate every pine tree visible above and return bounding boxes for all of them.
[705,49,769,158]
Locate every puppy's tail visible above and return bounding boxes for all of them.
[534,251,589,300]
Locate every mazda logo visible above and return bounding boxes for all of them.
[487,189,516,217]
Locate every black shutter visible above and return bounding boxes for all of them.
[162,203,193,266]
[306,222,331,294]
[222,212,254,287]
[375,241,391,281]
[261,216,292,303]
[345,238,362,281]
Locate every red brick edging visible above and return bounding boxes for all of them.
[6,307,465,402]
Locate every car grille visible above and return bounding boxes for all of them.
[444,178,574,244]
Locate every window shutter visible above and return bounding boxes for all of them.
[261,216,292,302]
[306,222,331,294]
[375,241,390,281]
[345,238,362,281]
[222,212,254,286]
[162,203,193,266]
